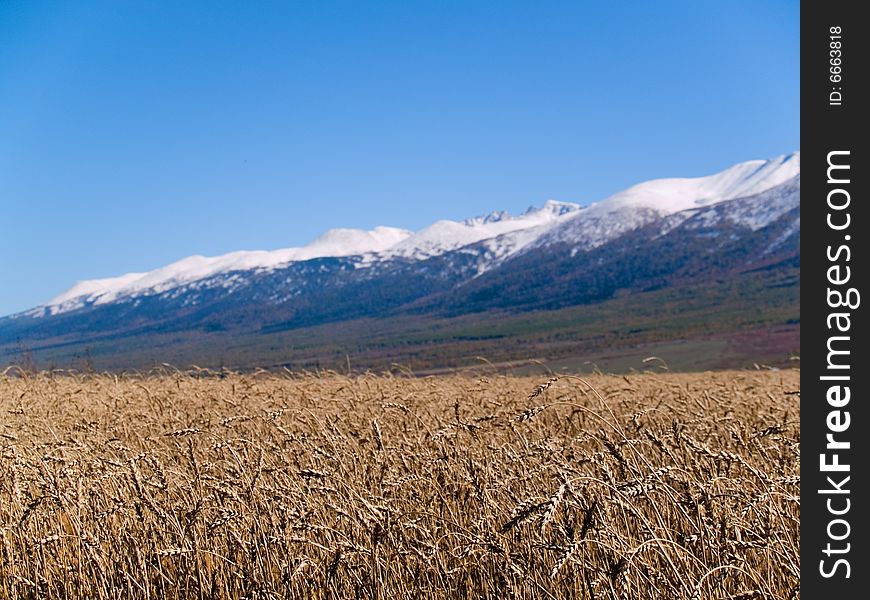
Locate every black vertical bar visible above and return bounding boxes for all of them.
[802,1,866,596]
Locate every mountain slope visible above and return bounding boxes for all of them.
[18,152,798,319]
[407,176,799,316]
[1,154,800,372]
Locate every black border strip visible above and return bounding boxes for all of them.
[801,1,867,595]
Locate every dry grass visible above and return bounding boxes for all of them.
[0,368,799,599]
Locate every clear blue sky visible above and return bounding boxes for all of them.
[0,0,798,316]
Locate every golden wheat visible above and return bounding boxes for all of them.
[0,369,799,599]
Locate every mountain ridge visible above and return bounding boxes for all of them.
[1,153,800,372]
[15,152,798,319]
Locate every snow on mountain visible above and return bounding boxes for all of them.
[588,153,799,216]
[462,210,511,226]
[381,200,581,261]
[666,174,800,233]
[25,153,799,318]
[536,152,800,251]
[41,226,412,315]
[523,200,579,217]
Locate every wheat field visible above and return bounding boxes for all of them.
[0,368,799,599]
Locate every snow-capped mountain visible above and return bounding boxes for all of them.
[659,174,801,236]
[533,152,799,251]
[380,199,583,262]
[0,153,800,372]
[22,152,798,319]
[41,226,413,315]
[590,152,798,215]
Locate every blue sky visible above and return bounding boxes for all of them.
[0,0,798,316]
